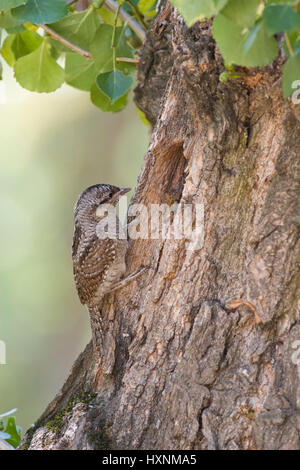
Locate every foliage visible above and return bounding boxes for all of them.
[169,0,300,98]
[0,0,157,113]
[0,408,22,448]
[0,0,299,114]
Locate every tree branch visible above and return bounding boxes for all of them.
[39,1,146,59]
[38,24,92,58]
[67,0,146,41]
[116,57,139,63]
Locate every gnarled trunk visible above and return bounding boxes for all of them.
[23,2,300,451]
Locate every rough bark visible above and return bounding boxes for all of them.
[22,2,300,450]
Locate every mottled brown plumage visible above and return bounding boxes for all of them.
[72,184,130,354]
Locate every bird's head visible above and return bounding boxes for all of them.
[74,184,130,223]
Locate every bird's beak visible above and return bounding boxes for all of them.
[111,187,131,204]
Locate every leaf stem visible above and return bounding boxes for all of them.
[38,24,92,58]
[111,3,121,72]
[104,0,146,41]
[38,0,146,62]
[284,31,294,56]
[39,23,137,65]
[125,0,148,30]
[116,57,139,63]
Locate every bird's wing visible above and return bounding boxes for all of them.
[72,224,81,259]
[73,235,116,305]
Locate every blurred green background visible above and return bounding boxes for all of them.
[0,64,149,433]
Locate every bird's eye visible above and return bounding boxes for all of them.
[98,192,113,206]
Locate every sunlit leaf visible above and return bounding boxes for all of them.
[221,0,260,29]
[14,40,64,92]
[0,10,25,32]
[97,6,122,26]
[11,30,42,60]
[0,0,26,12]
[51,9,100,50]
[1,34,16,65]
[137,0,156,17]
[136,106,150,125]
[65,52,97,91]
[213,14,278,66]
[90,24,134,74]
[169,0,228,26]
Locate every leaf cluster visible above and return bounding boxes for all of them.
[1,1,299,113]
[0,0,157,112]
[170,0,300,98]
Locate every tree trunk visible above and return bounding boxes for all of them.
[22,1,300,451]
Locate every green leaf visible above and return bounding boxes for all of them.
[12,0,68,25]
[263,5,300,35]
[90,82,128,112]
[0,10,25,32]
[137,0,156,17]
[65,52,97,91]
[90,24,134,74]
[282,53,300,98]
[51,9,100,50]
[0,0,26,11]
[96,70,133,103]
[97,6,122,26]
[4,417,21,448]
[11,30,42,60]
[264,0,296,5]
[242,22,261,55]
[221,0,260,29]
[136,106,150,125]
[1,34,16,65]
[212,14,278,66]
[14,40,64,92]
[169,0,228,26]
[47,38,70,55]
[283,31,300,56]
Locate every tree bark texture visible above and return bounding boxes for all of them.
[23,1,300,450]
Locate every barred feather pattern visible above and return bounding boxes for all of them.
[72,184,127,354]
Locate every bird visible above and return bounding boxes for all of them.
[72,183,144,355]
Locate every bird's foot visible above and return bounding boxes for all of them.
[108,266,148,293]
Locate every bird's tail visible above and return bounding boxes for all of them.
[88,306,103,355]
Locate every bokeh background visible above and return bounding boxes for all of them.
[0,64,149,432]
